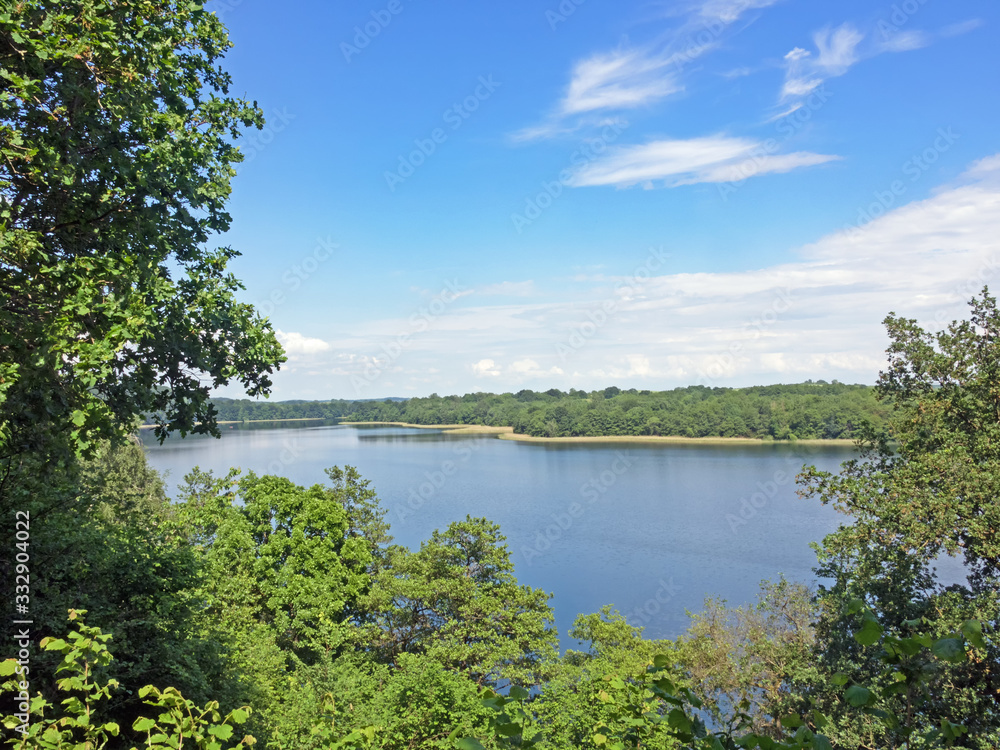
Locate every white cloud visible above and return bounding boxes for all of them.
[561,49,682,115]
[779,17,967,109]
[472,359,502,377]
[781,24,864,102]
[510,359,565,379]
[814,24,864,71]
[568,135,839,188]
[275,330,331,356]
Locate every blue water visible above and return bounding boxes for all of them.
[142,423,857,645]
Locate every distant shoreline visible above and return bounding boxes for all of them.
[138,417,327,430]
[339,421,857,446]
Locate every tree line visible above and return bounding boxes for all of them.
[208,382,888,441]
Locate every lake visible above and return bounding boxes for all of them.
[142,422,857,646]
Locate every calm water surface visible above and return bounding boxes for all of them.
[143,423,857,645]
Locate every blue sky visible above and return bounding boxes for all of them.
[208,0,1000,400]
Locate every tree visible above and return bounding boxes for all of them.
[800,288,1000,747]
[358,516,557,687]
[0,0,284,467]
[177,468,373,662]
[675,579,819,738]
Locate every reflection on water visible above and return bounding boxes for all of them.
[144,425,862,644]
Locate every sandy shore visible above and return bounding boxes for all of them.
[341,421,512,435]
[340,422,856,446]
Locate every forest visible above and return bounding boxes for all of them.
[208,382,887,441]
[1,2,997,749]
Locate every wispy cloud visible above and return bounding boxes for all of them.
[561,48,682,116]
[781,24,864,102]
[515,0,783,142]
[567,135,839,189]
[878,30,932,53]
[778,16,978,109]
[693,0,784,24]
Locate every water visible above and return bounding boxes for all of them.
[142,422,857,646]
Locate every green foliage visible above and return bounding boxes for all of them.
[130,685,255,750]
[800,289,1000,747]
[1,611,253,749]
[176,467,372,662]
[0,0,283,464]
[206,382,884,442]
[359,516,558,688]
[2,610,121,749]
[530,607,678,748]
[826,600,986,748]
[0,443,224,731]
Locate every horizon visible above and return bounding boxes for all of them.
[208,0,1000,402]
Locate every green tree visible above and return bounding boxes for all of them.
[800,289,1000,747]
[0,0,284,467]
[359,516,558,688]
